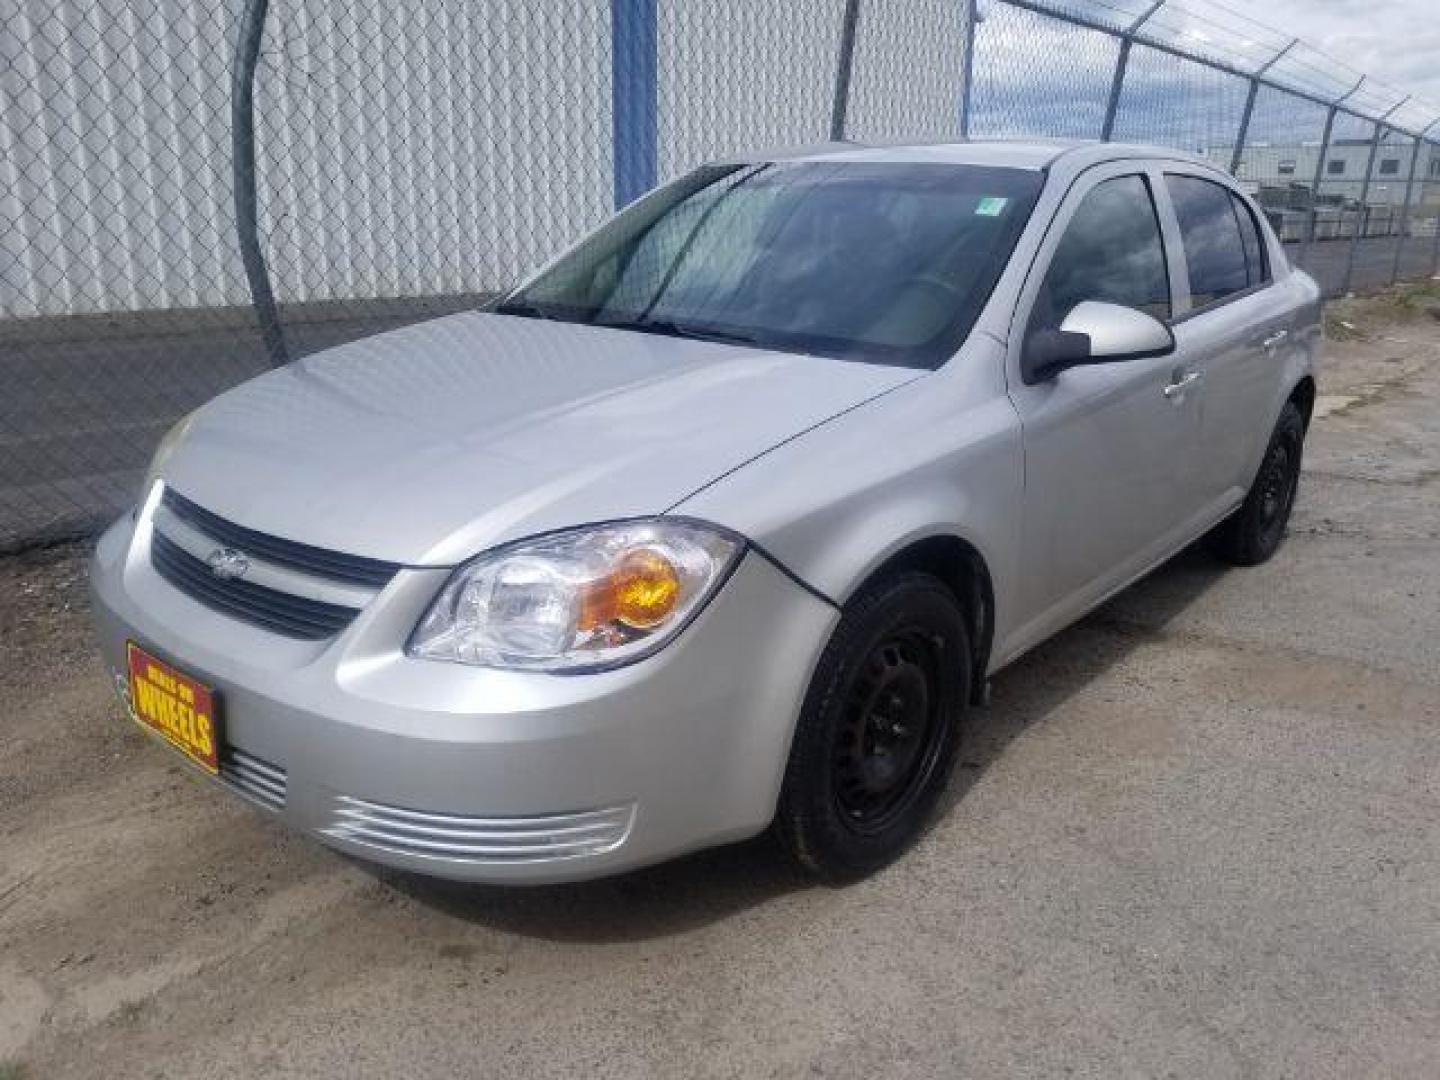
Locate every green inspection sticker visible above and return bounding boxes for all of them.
[975,196,1009,217]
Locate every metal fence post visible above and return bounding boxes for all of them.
[1100,0,1164,141]
[1431,143,1440,277]
[1389,135,1423,285]
[1230,81,1258,176]
[1418,121,1440,280]
[1230,39,1295,176]
[232,0,288,368]
[1341,123,1386,295]
[1343,96,1408,294]
[959,0,977,141]
[829,0,862,141]
[1300,76,1364,273]
[1100,40,1130,141]
[1298,105,1336,269]
[611,0,658,208]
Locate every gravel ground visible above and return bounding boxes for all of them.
[2,295,1438,1079]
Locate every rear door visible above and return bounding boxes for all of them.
[1004,163,1199,648]
[1158,169,1290,510]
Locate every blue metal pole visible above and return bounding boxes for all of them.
[611,0,658,209]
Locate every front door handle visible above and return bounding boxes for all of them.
[1163,371,1202,400]
[1261,329,1289,351]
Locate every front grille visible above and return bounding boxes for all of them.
[151,530,360,640]
[220,748,287,811]
[324,795,636,863]
[162,488,401,588]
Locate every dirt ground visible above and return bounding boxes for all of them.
[2,289,1439,1079]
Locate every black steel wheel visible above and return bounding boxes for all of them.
[1206,400,1305,566]
[775,571,970,881]
[833,627,948,834]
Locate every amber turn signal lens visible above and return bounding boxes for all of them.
[611,548,681,628]
[577,547,682,632]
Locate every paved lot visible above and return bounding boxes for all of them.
[1,298,1438,1078]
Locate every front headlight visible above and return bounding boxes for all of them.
[408,520,743,672]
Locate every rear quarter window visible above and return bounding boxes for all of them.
[1229,190,1269,287]
[1165,174,1249,311]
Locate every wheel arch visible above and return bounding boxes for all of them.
[840,532,995,706]
[1288,374,1317,431]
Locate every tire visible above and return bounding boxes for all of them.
[1206,401,1305,567]
[774,571,971,882]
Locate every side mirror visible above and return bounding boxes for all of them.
[1022,300,1175,385]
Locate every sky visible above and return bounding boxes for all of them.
[1260,0,1440,116]
[967,0,1439,149]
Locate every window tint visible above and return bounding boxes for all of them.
[1165,175,1249,310]
[1028,175,1170,334]
[1229,191,1268,288]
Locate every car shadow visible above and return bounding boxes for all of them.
[933,544,1225,821]
[380,545,1227,944]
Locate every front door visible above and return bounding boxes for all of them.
[1004,166,1201,649]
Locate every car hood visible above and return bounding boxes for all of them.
[161,312,918,565]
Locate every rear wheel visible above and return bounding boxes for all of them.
[1206,401,1305,566]
[775,572,970,882]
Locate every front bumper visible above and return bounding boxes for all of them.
[90,513,836,883]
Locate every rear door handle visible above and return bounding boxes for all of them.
[1261,329,1289,351]
[1162,371,1202,399]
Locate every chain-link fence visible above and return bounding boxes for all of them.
[3,0,1438,551]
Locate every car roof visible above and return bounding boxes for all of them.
[722,138,1217,174]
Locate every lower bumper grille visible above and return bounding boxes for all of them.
[323,796,635,863]
[220,748,287,811]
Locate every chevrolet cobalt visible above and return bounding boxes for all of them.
[92,141,1320,882]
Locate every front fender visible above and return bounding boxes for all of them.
[673,348,1026,670]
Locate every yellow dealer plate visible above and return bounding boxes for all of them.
[126,642,221,775]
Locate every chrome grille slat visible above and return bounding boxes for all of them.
[331,825,613,858]
[332,808,629,843]
[331,795,630,830]
[324,795,635,863]
[220,748,287,811]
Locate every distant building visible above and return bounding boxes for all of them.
[1207,138,1440,207]
[1200,138,1440,243]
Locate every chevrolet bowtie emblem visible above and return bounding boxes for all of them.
[205,547,251,581]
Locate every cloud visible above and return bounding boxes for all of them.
[969,0,1440,142]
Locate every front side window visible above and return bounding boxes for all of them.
[1165,175,1250,310]
[1027,174,1171,336]
[500,161,1045,369]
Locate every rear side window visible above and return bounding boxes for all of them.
[1230,191,1269,287]
[1165,175,1249,310]
[1028,174,1171,334]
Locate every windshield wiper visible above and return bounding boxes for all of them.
[604,318,762,347]
[492,299,556,320]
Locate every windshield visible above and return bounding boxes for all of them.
[496,161,1045,369]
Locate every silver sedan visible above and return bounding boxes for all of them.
[91,140,1320,883]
